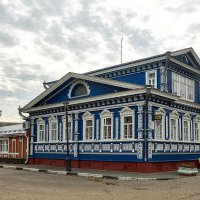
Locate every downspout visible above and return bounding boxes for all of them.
[18,105,30,164]
[24,134,29,164]
[144,86,152,162]
[163,51,171,92]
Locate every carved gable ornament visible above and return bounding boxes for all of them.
[170,110,179,118]
[183,112,191,120]
[195,115,200,121]
[156,107,165,115]
[120,106,134,116]
[100,109,112,118]
[82,111,93,120]
[48,116,57,122]
[37,118,45,124]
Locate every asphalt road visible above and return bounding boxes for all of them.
[1,168,200,200]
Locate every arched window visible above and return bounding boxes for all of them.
[71,84,87,97]
[68,80,90,98]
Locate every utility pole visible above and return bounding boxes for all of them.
[120,19,123,64]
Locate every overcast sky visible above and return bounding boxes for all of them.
[0,0,200,122]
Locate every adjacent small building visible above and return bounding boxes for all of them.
[21,47,200,172]
[0,124,29,164]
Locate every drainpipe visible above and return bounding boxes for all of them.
[163,51,171,92]
[24,134,29,164]
[18,105,30,164]
[144,86,152,162]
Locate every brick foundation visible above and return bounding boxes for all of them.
[28,158,199,173]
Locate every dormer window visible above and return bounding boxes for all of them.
[146,70,157,88]
[68,80,90,98]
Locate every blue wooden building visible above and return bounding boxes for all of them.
[21,47,200,172]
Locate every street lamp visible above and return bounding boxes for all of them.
[63,102,71,171]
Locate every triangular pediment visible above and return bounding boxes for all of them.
[22,72,142,112]
[171,47,200,69]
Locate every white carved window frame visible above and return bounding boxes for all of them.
[182,113,191,142]
[154,107,165,141]
[194,115,200,142]
[62,114,73,142]
[37,118,45,143]
[120,106,135,140]
[82,111,94,141]
[145,69,157,88]
[68,80,90,99]
[49,116,58,142]
[100,109,113,141]
[169,110,179,141]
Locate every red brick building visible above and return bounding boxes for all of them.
[0,124,29,164]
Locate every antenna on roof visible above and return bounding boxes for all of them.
[120,19,123,64]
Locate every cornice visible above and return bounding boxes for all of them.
[170,57,200,75]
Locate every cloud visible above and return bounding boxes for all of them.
[0,32,19,47]
[165,0,200,13]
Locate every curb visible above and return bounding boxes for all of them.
[0,164,179,181]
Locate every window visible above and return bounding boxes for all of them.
[85,120,93,140]
[124,116,133,139]
[170,110,179,141]
[38,124,45,141]
[100,109,113,140]
[0,139,8,153]
[183,121,189,141]
[155,120,163,140]
[146,70,157,88]
[49,116,58,142]
[172,72,194,101]
[82,111,94,141]
[170,119,178,140]
[155,108,165,140]
[74,84,87,97]
[194,122,200,142]
[68,80,90,98]
[37,118,45,142]
[50,122,57,141]
[120,106,134,140]
[62,115,73,141]
[103,118,112,139]
[183,113,190,141]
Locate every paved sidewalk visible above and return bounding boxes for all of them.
[0,163,198,181]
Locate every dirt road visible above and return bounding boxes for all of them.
[0,168,200,200]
